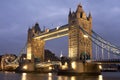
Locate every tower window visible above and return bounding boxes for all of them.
[80,12,83,18]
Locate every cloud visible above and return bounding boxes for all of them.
[0,0,120,56]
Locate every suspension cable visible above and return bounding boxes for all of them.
[101,43,104,59]
[79,26,120,56]
[95,44,98,60]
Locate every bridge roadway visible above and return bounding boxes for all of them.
[92,59,120,64]
[36,59,120,68]
[34,24,69,41]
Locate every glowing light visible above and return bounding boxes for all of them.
[48,60,51,62]
[49,66,52,70]
[56,26,59,30]
[34,28,68,40]
[98,75,103,80]
[99,65,102,70]
[46,29,49,32]
[48,73,52,76]
[27,53,31,60]
[61,62,68,70]
[83,35,88,38]
[23,58,26,60]
[22,73,27,76]
[48,73,52,80]
[69,48,76,58]
[23,65,27,70]
[71,61,77,69]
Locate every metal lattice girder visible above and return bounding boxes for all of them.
[79,26,120,56]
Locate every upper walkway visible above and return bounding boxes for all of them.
[34,24,69,41]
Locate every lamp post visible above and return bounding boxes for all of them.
[83,35,88,62]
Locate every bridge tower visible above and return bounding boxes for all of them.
[68,4,92,60]
[27,23,45,61]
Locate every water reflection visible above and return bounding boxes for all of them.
[21,72,103,80]
[48,73,52,80]
[58,76,68,80]
[1,72,120,80]
[21,73,27,80]
[71,76,76,80]
[57,75,103,80]
[98,75,103,80]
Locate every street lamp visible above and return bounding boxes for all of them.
[83,34,88,62]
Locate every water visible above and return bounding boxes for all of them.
[0,72,120,80]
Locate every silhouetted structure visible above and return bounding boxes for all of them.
[44,49,60,61]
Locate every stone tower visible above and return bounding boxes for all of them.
[27,23,45,61]
[68,4,92,60]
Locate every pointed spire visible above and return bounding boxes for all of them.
[78,3,82,8]
[28,27,31,30]
[87,12,92,21]
[60,51,63,57]
[76,3,83,13]
[34,22,41,32]
[88,12,92,18]
[35,22,39,26]
[28,27,32,33]
[69,8,72,16]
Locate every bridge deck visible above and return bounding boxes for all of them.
[34,24,69,40]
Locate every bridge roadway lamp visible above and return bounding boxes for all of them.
[83,34,88,62]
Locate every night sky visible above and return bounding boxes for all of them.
[0,0,120,57]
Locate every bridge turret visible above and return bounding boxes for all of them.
[76,4,83,13]
[27,23,42,42]
[76,4,87,19]
[27,22,45,61]
[34,23,41,32]
[68,4,92,60]
[68,4,88,25]
[31,23,41,36]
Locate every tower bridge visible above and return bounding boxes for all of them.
[27,4,92,61]
[13,4,120,74]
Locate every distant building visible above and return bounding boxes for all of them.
[0,55,2,70]
[44,49,60,61]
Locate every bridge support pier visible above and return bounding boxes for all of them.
[58,61,101,75]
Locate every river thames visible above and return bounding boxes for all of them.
[0,72,120,80]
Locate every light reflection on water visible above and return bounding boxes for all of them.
[0,72,120,80]
[57,75,103,80]
[22,73,27,80]
[98,75,103,80]
[48,73,52,80]
[21,72,103,80]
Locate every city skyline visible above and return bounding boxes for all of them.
[0,0,120,57]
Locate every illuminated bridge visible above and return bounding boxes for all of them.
[6,4,120,74]
[34,24,69,41]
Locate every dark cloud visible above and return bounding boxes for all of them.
[0,0,120,57]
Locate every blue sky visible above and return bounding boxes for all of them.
[0,0,120,57]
